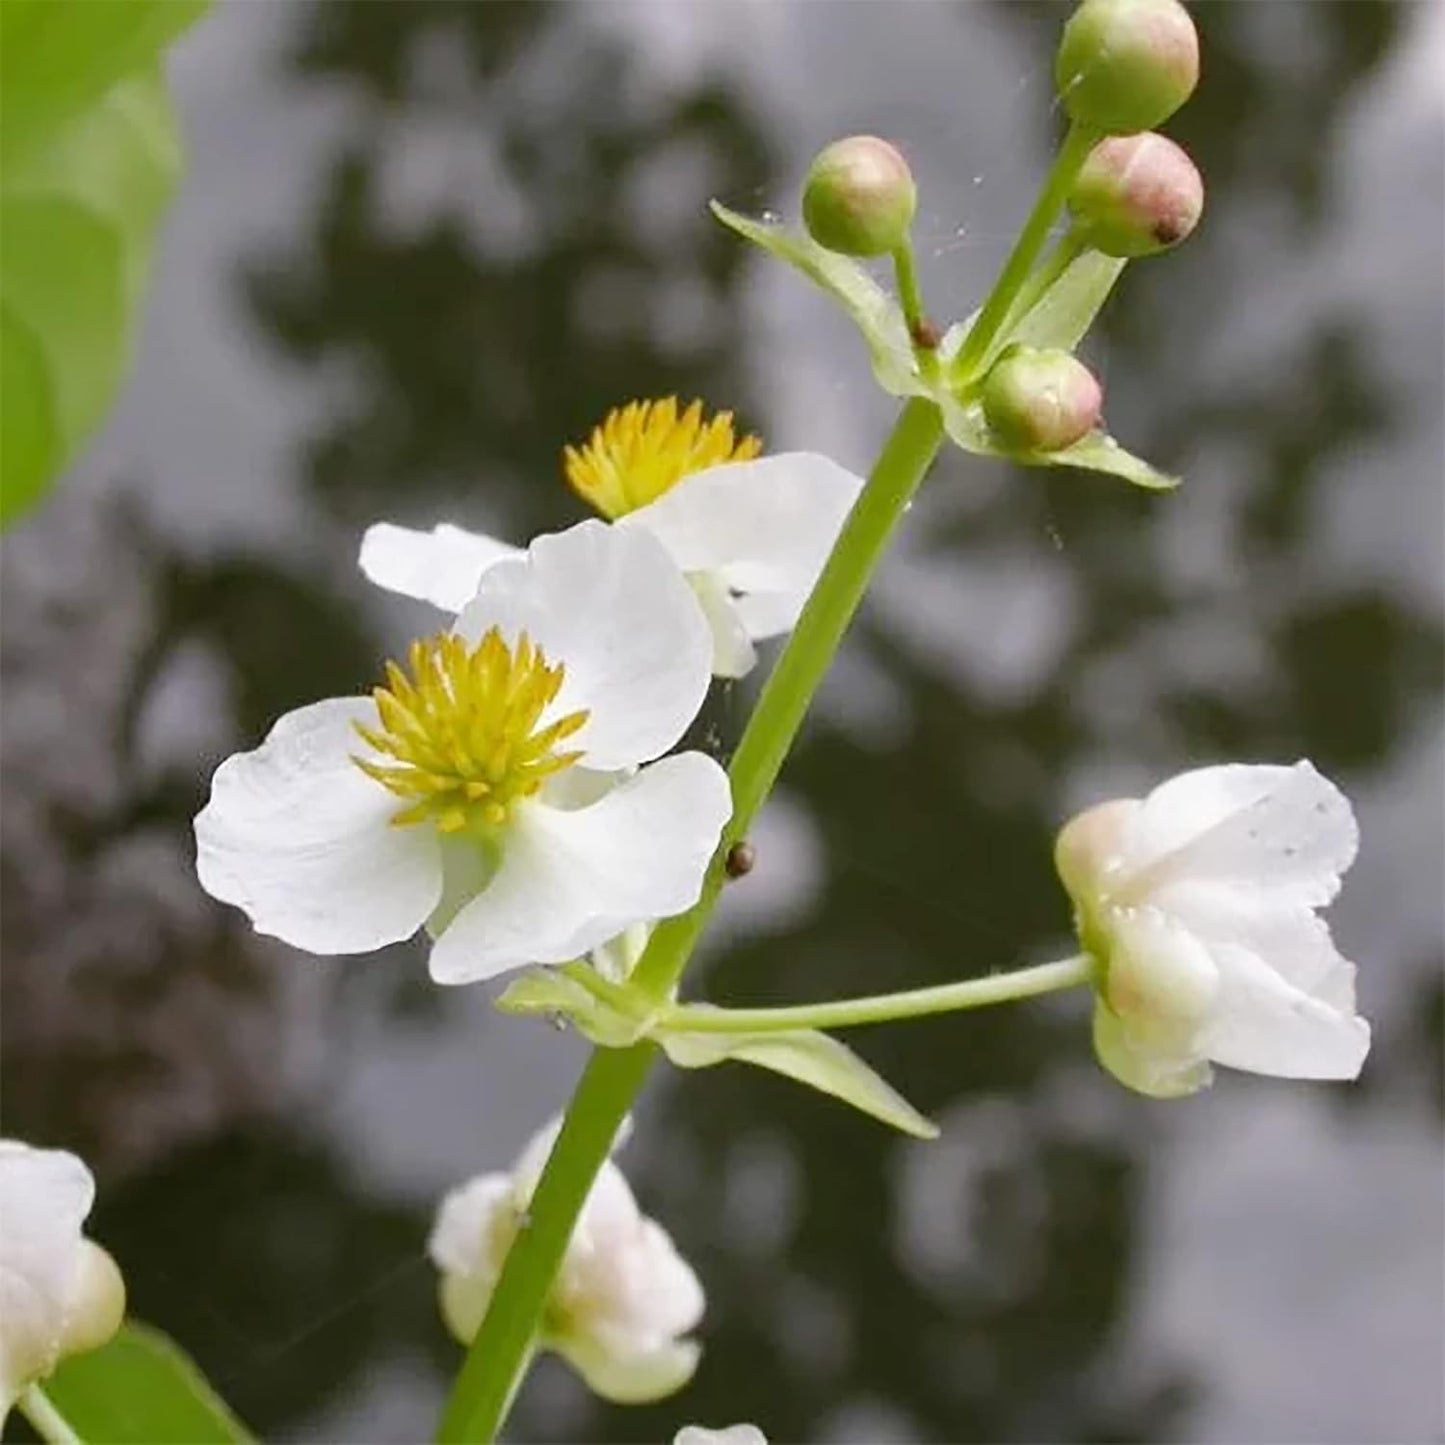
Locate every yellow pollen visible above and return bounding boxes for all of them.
[353,629,589,832]
[563,396,763,519]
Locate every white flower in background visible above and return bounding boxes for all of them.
[360,397,865,679]
[429,1117,704,1404]
[673,1426,768,1444]
[1056,761,1371,1097]
[0,1141,126,1423]
[195,521,732,984]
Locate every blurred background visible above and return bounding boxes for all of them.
[2,2,1442,1441]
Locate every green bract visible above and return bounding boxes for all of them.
[712,200,1178,491]
[0,0,207,526]
[496,966,937,1139]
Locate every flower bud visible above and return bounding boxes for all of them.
[802,136,917,257]
[1055,0,1200,135]
[1069,133,1203,256]
[981,345,1103,453]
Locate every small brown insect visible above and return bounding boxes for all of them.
[910,317,943,350]
[724,840,756,879]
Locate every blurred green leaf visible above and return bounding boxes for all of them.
[0,69,184,525]
[0,0,206,171]
[39,1322,252,1444]
[660,1022,939,1139]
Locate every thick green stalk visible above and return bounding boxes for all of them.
[632,395,944,996]
[951,121,1097,384]
[435,396,945,1443]
[662,955,1093,1034]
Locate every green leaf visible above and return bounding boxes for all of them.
[709,201,922,397]
[0,0,207,172]
[660,1023,939,1139]
[39,1322,252,1444]
[0,69,184,526]
[1009,249,1127,355]
[1043,430,1180,490]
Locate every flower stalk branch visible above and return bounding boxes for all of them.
[661,955,1095,1035]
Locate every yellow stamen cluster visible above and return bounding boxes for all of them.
[354,630,589,832]
[563,397,762,519]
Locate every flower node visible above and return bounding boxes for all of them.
[354,629,589,832]
[564,397,762,519]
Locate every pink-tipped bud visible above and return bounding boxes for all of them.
[982,346,1103,453]
[1055,0,1200,135]
[1069,133,1204,256]
[802,136,917,258]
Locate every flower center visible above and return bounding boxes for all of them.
[353,629,589,833]
[563,396,762,519]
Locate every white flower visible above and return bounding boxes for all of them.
[359,398,863,678]
[1056,761,1371,1097]
[674,1427,767,1445]
[428,1117,705,1404]
[0,1141,126,1423]
[195,521,732,984]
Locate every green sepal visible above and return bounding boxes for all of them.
[38,1321,253,1444]
[709,201,922,397]
[658,1016,939,1140]
[494,967,655,1048]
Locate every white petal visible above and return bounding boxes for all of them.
[1203,942,1371,1080]
[1119,762,1358,907]
[358,522,519,613]
[621,453,863,638]
[194,698,442,955]
[455,521,712,771]
[428,753,731,984]
[58,1242,125,1360]
[427,1173,514,1278]
[731,589,801,641]
[675,1426,768,1445]
[690,571,757,679]
[507,1114,634,1205]
[0,1142,95,1409]
[1151,881,1359,1005]
[557,1332,700,1404]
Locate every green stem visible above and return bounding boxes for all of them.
[435,396,946,1444]
[632,393,944,997]
[18,1387,82,1445]
[434,1044,653,1443]
[663,955,1094,1034]
[951,121,1097,385]
[893,241,925,336]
